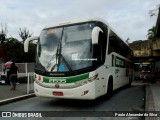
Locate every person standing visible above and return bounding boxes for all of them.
[5,61,13,85]
[9,62,18,90]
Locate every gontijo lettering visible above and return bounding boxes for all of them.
[49,79,66,83]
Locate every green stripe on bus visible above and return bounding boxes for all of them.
[43,73,89,83]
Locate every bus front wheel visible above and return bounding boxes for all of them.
[128,76,132,87]
[106,79,113,99]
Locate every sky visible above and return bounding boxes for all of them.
[0,0,159,43]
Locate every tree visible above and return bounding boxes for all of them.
[147,26,156,39]
[0,23,8,44]
[3,37,22,61]
[0,44,5,61]
[125,38,130,44]
[149,5,159,17]
[149,9,157,17]
[2,37,36,62]
[19,27,32,43]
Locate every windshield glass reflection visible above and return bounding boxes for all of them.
[36,23,95,72]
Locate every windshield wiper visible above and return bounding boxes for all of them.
[60,53,73,72]
[46,54,57,71]
[46,27,73,72]
[46,43,72,72]
[46,43,60,71]
[57,41,73,72]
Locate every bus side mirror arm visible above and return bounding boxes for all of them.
[92,27,103,45]
[24,36,39,52]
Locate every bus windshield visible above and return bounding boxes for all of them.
[36,23,96,72]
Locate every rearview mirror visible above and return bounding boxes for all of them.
[92,27,103,45]
[24,36,39,52]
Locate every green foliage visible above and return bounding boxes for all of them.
[0,34,6,44]
[0,25,35,62]
[2,37,36,62]
[24,43,36,62]
[0,23,8,44]
[147,26,156,39]
[19,27,32,43]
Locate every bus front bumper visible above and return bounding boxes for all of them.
[34,81,96,100]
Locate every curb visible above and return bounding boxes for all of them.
[145,83,159,120]
[0,93,35,106]
[145,84,149,120]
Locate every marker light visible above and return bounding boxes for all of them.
[37,76,42,81]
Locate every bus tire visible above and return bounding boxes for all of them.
[106,78,113,99]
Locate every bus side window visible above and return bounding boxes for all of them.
[108,36,116,54]
[98,31,107,64]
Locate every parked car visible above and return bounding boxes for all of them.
[140,71,151,80]
[0,70,7,85]
[140,71,156,83]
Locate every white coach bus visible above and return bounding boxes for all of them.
[24,18,133,100]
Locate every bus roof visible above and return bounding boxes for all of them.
[44,17,108,29]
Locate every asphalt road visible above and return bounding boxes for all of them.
[0,83,145,120]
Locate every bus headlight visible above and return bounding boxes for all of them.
[75,74,98,86]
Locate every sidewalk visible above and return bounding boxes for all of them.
[0,83,35,105]
[0,83,27,101]
[145,79,160,120]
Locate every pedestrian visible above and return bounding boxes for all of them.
[5,61,13,85]
[9,62,18,90]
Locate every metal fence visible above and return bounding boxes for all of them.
[0,63,35,77]
[0,64,4,72]
[0,63,35,94]
[27,72,34,94]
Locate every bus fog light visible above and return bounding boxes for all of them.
[88,78,92,82]
[81,90,89,96]
[35,89,38,92]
